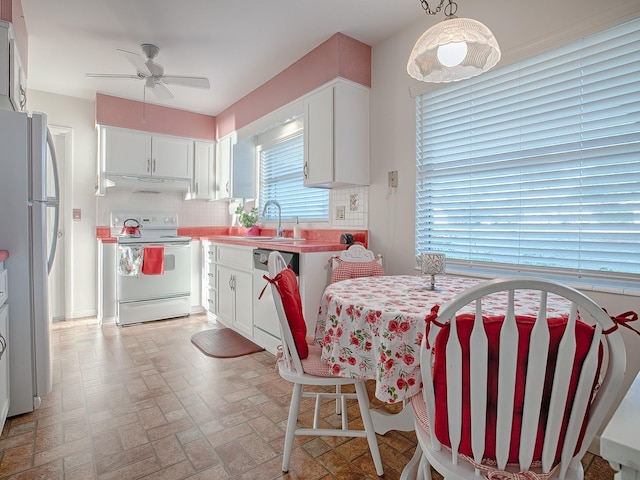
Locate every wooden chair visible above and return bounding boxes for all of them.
[266,251,384,476]
[330,244,384,284]
[411,277,626,480]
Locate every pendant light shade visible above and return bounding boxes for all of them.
[407,16,501,83]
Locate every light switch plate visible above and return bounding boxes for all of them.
[336,206,345,220]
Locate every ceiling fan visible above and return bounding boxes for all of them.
[86,43,210,100]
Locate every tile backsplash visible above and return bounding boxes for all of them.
[96,185,368,229]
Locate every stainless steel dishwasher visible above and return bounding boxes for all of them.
[253,248,299,352]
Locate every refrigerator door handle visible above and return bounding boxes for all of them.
[46,129,60,274]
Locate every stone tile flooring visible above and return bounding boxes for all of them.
[0,314,616,479]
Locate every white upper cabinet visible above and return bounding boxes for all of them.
[152,134,193,179]
[101,126,192,180]
[0,21,27,112]
[215,133,255,200]
[215,133,233,200]
[191,140,215,200]
[303,79,370,188]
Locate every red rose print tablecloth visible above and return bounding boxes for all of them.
[316,275,571,404]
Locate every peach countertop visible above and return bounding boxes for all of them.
[0,250,8,262]
[96,227,368,254]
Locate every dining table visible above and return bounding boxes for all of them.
[315,274,576,479]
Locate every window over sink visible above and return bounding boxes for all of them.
[257,120,329,221]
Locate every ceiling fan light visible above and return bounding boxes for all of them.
[407,16,501,83]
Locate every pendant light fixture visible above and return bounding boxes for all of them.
[407,0,501,83]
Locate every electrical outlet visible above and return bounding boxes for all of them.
[389,170,398,188]
[336,206,345,220]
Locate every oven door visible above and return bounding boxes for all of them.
[117,242,191,303]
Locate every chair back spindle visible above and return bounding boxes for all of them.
[416,277,626,480]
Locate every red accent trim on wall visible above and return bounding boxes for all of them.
[215,32,371,138]
[95,32,370,141]
[95,94,216,140]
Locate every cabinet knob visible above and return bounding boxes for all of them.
[303,162,308,178]
[153,159,156,173]
[147,159,151,172]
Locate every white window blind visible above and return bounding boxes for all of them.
[416,18,640,280]
[259,134,329,221]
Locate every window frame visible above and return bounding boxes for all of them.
[414,18,640,288]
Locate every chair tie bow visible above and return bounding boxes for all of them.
[602,310,640,336]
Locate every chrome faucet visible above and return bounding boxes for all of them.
[262,200,283,237]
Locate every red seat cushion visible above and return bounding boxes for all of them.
[271,267,308,359]
[432,314,599,464]
[330,259,384,284]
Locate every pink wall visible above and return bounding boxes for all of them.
[95,32,371,141]
[95,93,216,140]
[216,32,371,138]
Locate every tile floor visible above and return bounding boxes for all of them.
[0,314,616,479]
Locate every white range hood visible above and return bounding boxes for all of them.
[104,174,191,194]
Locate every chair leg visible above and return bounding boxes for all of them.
[282,383,303,473]
[336,385,342,414]
[354,381,384,476]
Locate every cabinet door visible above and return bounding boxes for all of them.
[304,86,334,186]
[233,270,253,337]
[152,135,193,179]
[216,265,234,326]
[192,141,214,200]
[231,138,256,199]
[215,134,233,199]
[104,128,151,176]
[0,303,9,431]
[9,38,26,112]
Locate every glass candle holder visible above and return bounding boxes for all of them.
[421,252,446,290]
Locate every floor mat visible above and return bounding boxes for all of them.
[191,328,265,358]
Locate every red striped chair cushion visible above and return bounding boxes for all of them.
[432,314,599,464]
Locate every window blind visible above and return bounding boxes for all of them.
[416,18,640,279]
[259,134,329,221]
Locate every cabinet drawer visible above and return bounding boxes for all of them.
[206,245,216,262]
[206,288,216,314]
[215,245,253,270]
[0,269,7,307]
[206,268,216,289]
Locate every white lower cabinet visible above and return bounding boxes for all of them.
[216,265,253,338]
[211,244,254,339]
[202,241,216,316]
[203,242,335,353]
[0,267,9,431]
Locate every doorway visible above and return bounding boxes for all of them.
[48,126,71,321]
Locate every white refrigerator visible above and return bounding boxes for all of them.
[0,109,59,416]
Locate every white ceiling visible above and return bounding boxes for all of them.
[20,0,422,116]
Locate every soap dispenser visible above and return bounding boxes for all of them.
[293,217,302,239]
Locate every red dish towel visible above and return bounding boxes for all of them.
[142,246,164,275]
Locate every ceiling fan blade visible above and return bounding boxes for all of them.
[161,75,210,89]
[117,48,152,77]
[150,81,175,100]
[86,73,141,79]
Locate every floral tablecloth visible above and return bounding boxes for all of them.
[316,275,571,404]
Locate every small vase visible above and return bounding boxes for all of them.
[245,225,260,236]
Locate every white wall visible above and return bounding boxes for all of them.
[27,90,97,318]
[368,0,640,449]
